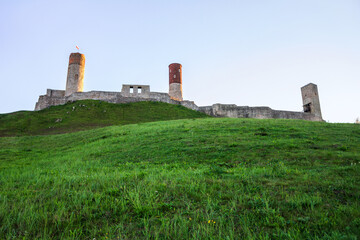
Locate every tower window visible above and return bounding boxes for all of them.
[303,103,311,113]
[75,74,79,81]
[179,69,180,72]
[174,75,176,78]
[170,70,171,73]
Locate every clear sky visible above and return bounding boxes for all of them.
[1,0,359,123]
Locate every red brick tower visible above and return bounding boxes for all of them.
[169,63,183,101]
[65,53,85,96]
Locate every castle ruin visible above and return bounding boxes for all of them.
[35,52,323,121]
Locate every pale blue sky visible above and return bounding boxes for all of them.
[1,0,359,122]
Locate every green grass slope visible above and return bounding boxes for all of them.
[0,100,208,136]
[1,118,360,239]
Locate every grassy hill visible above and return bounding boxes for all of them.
[0,100,208,136]
[0,115,359,239]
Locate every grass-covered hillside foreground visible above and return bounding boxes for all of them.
[1,117,360,239]
[0,100,208,136]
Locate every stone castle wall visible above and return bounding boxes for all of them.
[35,87,199,112]
[198,104,322,121]
[35,88,322,121]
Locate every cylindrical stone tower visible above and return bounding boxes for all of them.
[65,53,85,96]
[169,63,183,101]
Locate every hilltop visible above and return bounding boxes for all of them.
[0,100,208,136]
[0,116,359,239]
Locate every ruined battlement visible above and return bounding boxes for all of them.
[46,89,65,98]
[121,85,151,97]
[34,52,323,121]
[198,104,322,121]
